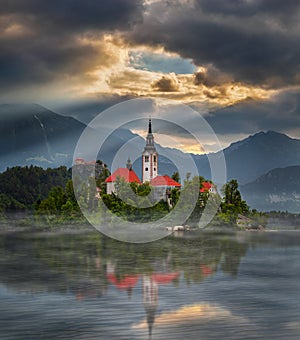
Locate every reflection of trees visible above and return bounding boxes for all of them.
[220,238,248,277]
[0,231,249,297]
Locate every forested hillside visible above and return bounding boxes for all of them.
[0,166,71,209]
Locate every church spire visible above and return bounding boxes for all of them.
[145,119,155,149]
[142,275,158,340]
[148,118,152,134]
[142,118,158,182]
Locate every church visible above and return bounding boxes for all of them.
[105,119,181,201]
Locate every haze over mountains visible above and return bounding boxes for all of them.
[0,104,85,169]
[240,166,300,213]
[0,103,299,212]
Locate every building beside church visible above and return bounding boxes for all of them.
[105,158,141,195]
[150,175,181,202]
[200,181,217,194]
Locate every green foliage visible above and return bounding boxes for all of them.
[0,165,71,209]
[36,180,83,223]
[221,179,250,217]
[171,171,180,183]
[0,193,26,211]
[0,163,261,229]
[130,181,151,197]
[95,165,110,193]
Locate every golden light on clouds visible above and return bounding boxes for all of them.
[81,34,277,106]
[131,130,206,154]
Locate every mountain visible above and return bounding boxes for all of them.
[192,131,300,184]
[0,104,87,171]
[102,131,300,189]
[240,166,300,213]
[1,104,300,190]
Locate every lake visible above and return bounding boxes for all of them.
[0,228,299,339]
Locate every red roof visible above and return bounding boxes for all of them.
[200,264,214,276]
[107,274,140,289]
[200,181,213,192]
[151,272,180,284]
[105,168,141,183]
[150,175,181,187]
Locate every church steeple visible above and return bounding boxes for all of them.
[148,118,152,134]
[143,275,158,340]
[142,118,158,182]
[145,118,155,149]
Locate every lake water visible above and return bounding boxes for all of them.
[0,228,300,339]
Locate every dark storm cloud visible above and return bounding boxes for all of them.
[194,65,232,87]
[127,0,300,87]
[1,0,300,96]
[0,0,143,33]
[204,90,300,135]
[0,0,143,91]
[197,0,298,19]
[0,34,100,88]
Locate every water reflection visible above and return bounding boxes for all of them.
[0,229,299,339]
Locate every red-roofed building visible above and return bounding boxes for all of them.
[151,272,180,284]
[105,159,141,194]
[75,158,85,164]
[150,175,181,201]
[107,273,140,290]
[200,181,217,194]
[106,261,140,298]
[150,175,181,187]
[74,158,96,165]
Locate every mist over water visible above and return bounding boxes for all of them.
[0,226,299,339]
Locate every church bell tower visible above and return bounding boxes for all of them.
[142,118,158,183]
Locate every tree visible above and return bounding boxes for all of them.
[171,171,180,183]
[221,179,249,217]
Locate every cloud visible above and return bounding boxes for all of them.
[0,0,298,121]
[204,89,300,137]
[151,75,180,92]
[0,0,144,33]
[194,65,232,87]
[126,0,300,88]
[0,0,144,98]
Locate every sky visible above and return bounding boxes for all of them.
[0,0,300,152]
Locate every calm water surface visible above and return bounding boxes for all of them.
[0,228,299,339]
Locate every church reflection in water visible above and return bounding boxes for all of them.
[103,257,216,339]
[0,231,247,339]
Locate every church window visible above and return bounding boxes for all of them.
[154,168,156,171]
[153,155,157,162]
[145,155,149,162]
[145,167,148,171]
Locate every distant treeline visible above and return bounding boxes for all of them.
[0,165,71,210]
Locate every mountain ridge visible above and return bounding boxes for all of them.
[1,103,300,187]
[240,165,300,213]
